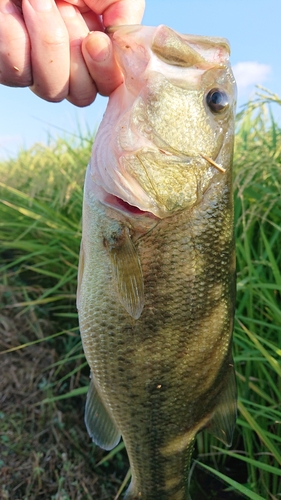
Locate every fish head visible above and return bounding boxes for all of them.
[90,25,236,219]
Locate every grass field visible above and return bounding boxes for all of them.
[0,90,280,500]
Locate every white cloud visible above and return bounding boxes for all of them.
[232,61,271,93]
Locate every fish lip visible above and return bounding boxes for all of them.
[103,192,159,220]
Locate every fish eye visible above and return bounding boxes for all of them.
[206,88,229,113]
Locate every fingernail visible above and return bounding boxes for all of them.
[27,0,53,12]
[0,1,18,14]
[85,33,111,63]
[58,3,77,18]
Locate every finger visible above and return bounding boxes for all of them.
[82,31,123,97]
[80,7,103,31]
[59,0,93,14]
[60,0,87,8]
[22,0,70,102]
[57,1,98,106]
[0,0,31,86]
[11,0,23,10]
[84,0,145,26]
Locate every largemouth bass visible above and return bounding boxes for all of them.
[77,24,237,500]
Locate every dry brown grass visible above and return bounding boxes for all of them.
[0,283,128,500]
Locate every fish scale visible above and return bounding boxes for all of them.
[78,173,235,499]
[77,24,236,499]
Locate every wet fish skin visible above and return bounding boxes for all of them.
[77,25,237,500]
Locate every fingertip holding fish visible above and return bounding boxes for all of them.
[84,31,111,62]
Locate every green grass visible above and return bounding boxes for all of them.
[0,91,280,499]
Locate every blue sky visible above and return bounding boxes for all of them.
[1,0,280,160]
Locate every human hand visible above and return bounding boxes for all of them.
[0,0,145,106]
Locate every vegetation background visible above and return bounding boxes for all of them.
[0,90,280,500]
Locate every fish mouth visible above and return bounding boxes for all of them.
[104,193,159,220]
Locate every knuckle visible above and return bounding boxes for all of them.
[41,28,69,50]
[67,90,96,107]
[0,67,32,87]
[30,83,68,103]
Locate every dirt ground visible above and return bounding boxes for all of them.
[0,285,128,500]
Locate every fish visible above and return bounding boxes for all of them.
[77,24,237,500]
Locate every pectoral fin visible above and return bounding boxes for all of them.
[105,227,144,320]
[207,362,237,446]
[85,373,121,451]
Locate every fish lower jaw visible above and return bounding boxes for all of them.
[103,192,159,220]
[88,172,161,219]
